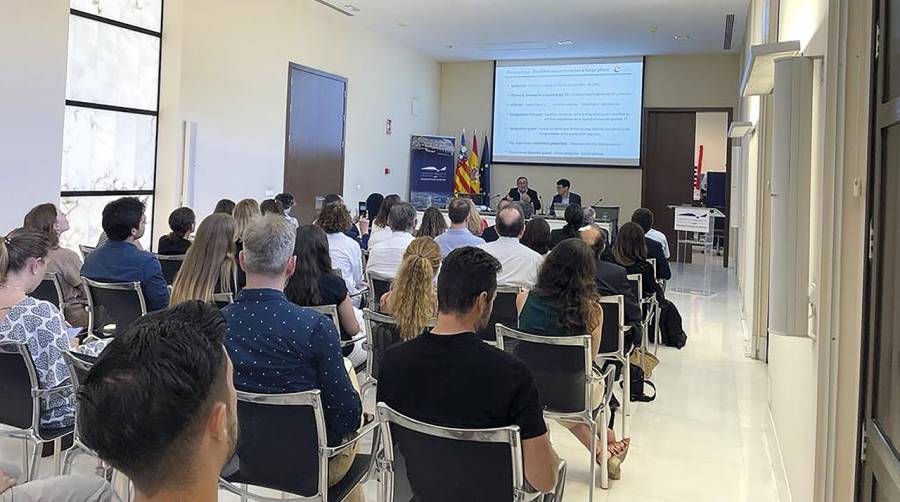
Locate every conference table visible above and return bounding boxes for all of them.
[414,209,612,235]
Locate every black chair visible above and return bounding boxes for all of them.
[360,309,434,399]
[365,271,393,313]
[475,285,521,344]
[0,342,74,480]
[495,325,615,498]
[31,273,65,310]
[212,292,234,309]
[60,351,100,475]
[155,254,186,286]
[78,245,95,260]
[376,402,567,502]
[81,277,148,337]
[598,295,633,438]
[219,389,376,501]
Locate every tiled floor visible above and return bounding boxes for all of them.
[0,260,786,501]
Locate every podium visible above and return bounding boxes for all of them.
[668,205,726,296]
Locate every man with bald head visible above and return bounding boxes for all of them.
[478,203,544,289]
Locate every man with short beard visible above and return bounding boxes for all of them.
[377,246,562,500]
[77,301,238,502]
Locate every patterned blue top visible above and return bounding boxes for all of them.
[222,288,362,446]
[0,297,108,429]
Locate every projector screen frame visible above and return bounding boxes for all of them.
[489,56,647,169]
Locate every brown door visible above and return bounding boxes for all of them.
[641,111,697,262]
[284,63,347,224]
[858,0,900,499]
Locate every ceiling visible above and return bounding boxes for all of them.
[316,0,751,62]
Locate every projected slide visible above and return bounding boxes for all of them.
[492,58,644,166]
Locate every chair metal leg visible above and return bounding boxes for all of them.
[27,439,41,481]
[62,444,83,474]
[21,440,28,478]
[53,437,62,475]
[240,483,248,502]
[589,418,599,500]
[553,459,567,502]
[623,356,632,419]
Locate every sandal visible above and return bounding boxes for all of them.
[598,439,630,480]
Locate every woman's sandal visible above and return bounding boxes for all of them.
[599,439,630,480]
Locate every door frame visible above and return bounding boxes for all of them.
[640,107,734,266]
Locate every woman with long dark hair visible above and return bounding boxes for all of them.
[517,238,630,478]
[520,217,552,256]
[613,221,663,300]
[415,207,447,239]
[285,225,365,366]
[549,204,585,248]
[368,194,400,249]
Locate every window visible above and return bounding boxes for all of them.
[60,1,163,250]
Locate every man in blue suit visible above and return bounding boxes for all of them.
[549,179,582,216]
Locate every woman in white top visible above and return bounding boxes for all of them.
[316,202,364,295]
[367,194,400,249]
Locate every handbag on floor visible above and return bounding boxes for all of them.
[629,364,657,402]
[629,348,659,378]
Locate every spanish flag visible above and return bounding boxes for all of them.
[454,129,475,194]
[468,130,480,193]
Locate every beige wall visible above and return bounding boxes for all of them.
[153,0,441,238]
[0,0,68,233]
[695,112,729,172]
[438,55,739,219]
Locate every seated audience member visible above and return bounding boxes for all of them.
[0,460,111,501]
[157,207,195,255]
[548,178,582,216]
[317,202,365,297]
[434,198,485,257]
[519,200,536,221]
[613,222,664,301]
[232,199,261,289]
[345,192,381,249]
[0,229,109,430]
[213,198,236,215]
[583,207,596,225]
[286,225,365,367]
[630,208,672,280]
[23,203,89,328]
[259,198,284,216]
[580,225,641,343]
[465,198,488,236]
[479,204,543,289]
[520,217,552,256]
[380,237,441,341]
[516,238,629,477]
[81,197,169,311]
[366,202,417,278]
[378,247,561,496]
[549,204,585,248]
[416,206,447,239]
[481,199,512,243]
[170,214,237,305]
[275,192,299,227]
[368,194,401,250]
[222,215,363,497]
[78,301,237,502]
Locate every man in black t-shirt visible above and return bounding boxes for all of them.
[377,247,561,500]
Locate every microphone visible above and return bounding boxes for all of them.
[537,193,545,215]
[591,198,604,207]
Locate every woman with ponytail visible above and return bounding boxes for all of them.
[0,228,108,428]
[380,237,441,341]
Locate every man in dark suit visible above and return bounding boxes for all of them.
[549,178,582,216]
[581,224,641,346]
[631,208,672,280]
[505,176,542,212]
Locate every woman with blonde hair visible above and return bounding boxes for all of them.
[232,199,260,289]
[380,236,441,341]
[464,198,487,236]
[170,214,237,304]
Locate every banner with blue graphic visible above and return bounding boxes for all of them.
[409,135,456,210]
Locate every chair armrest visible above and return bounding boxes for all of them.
[34,383,74,399]
[323,418,379,456]
[340,333,366,347]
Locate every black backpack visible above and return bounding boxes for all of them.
[629,364,656,402]
[659,299,687,349]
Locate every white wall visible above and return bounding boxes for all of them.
[695,112,729,172]
[0,0,68,233]
[154,0,441,233]
[438,55,739,218]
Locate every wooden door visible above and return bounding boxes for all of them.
[284,64,347,224]
[641,111,697,262]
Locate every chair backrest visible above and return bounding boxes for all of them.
[626,273,643,301]
[212,292,234,309]
[495,324,592,415]
[226,390,327,497]
[475,286,520,342]
[31,273,64,309]
[0,342,39,431]
[647,257,657,276]
[366,271,393,312]
[376,402,524,502]
[78,245,95,260]
[155,254,186,286]
[61,351,97,439]
[306,304,340,333]
[598,295,626,356]
[82,278,148,336]
[363,309,407,383]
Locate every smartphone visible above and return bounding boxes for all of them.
[358,201,367,218]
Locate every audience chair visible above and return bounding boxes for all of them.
[475,285,521,344]
[155,254,186,286]
[78,245,95,260]
[212,292,234,309]
[495,325,616,498]
[645,258,662,353]
[60,351,102,475]
[598,295,634,439]
[81,278,148,337]
[31,273,65,311]
[307,305,366,353]
[0,342,74,481]
[365,271,393,313]
[360,309,435,400]
[219,389,377,502]
[375,402,567,502]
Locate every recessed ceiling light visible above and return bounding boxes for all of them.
[674,34,691,40]
[557,40,574,46]
[397,21,408,27]
[650,26,658,33]
[343,4,360,13]
[445,44,455,49]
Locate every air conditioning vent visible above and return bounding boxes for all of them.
[723,14,735,50]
